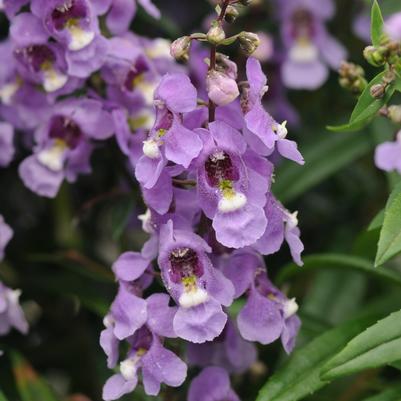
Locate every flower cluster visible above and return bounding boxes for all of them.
[0,0,305,399]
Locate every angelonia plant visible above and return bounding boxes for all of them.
[100,0,306,399]
[0,0,306,399]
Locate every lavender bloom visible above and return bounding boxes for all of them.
[0,0,29,19]
[375,131,401,173]
[243,58,304,165]
[385,12,401,41]
[105,0,160,35]
[254,193,304,266]
[0,122,14,167]
[31,0,100,52]
[188,367,240,401]
[19,98,114,198]
[158,221,234,343]
[10,13,70,93]
[194,119,272,248]
[279,0,347,89]
[0,215,13,261]
[103,326,186,400]
[0,282,29,336]
[187,318,257,373]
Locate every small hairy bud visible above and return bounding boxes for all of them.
[239,32,260,55]
[206,70,239,106]
[225,5,239,23]
[338,61,367,95]
[207,22,226,45]
[363,45,386,67]
[370,83,385,99]
[388,105,401,124]
[170,36,191,61]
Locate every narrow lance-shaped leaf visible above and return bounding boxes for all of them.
[371,0,385,47]
[376,184,401,266]
[255,316,377,401]
[322,309,401,380]
[11,352,60,401]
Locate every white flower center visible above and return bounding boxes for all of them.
[146,39,172,59]
[0,81,20,105]
[120,358,138,381]
[142,139,160,159]
[179,287,208,308]
[289,38,318,63]
[283,298,299,319]
[218,192,247,213]
[136,79,158,106]
[43,68,68,93]
[276,120,288,139]
[286,211,299,230]
[138,209,154,234]
[37,140,67,172]
[67,25,95,51]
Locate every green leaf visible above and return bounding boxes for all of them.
[368,209,384,231]
[322,309,401,380]
[274,130,374,202]
[255,316,377,401]
[376,182,401,266]
[0,391,9,401]
[329,71,397,132]
[361,384,401,401]
[11,352,60,401]
[390,360,401,370]
[371,0,385,47]
[276,253,401,288]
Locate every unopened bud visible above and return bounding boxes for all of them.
[206,70,239,106]
[370,83,385,99]
[363,45,386,67]
[338,61,367,95]
[170,36,191,61]
[239,32,260,55]
[225,5,239,23]
[388,105,401,124]
[207,22,226,45]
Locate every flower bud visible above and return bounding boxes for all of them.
[207,23,226,45]
[225,5,239,23]
[363,45,386,67]
[206,70,239,106]
[170,36,191,61]
[388,105,401,124]
[370,83,385,99]
[239,32,260,55]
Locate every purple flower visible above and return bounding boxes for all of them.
[102,326,186,400]
[158,221,234,343]
[0,215,13,261]
[385,12,401,41]
[0,282,29,336]
[188,367,240,401]
[222,250,300,352]
[375,131,401,173]
[0,0,29,19]
[0,122,14,167]
[254,194,304,266]
[19,98,114,198]
[279,0,347,89]
[187,318,257,373]
[194,120,271,248]
[31,0,99,52]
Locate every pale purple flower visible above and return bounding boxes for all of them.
[188,367,240,401]
[279,0,347,90]
[385,12,401,41]
[19,98,114,198]
[375,131,401,173]
[0,122,14,167]
[158,221,234,343]
[187,318,257,373]
[102,326,186,400]
[0,215,13,261]
[0,0,29,19]
[194,120,272,248]
[0,282,29,336]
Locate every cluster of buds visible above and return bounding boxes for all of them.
[338,61,367,95]
[363,39,401,67]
